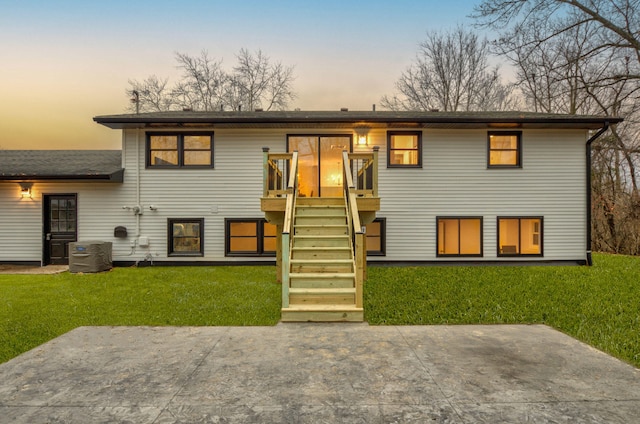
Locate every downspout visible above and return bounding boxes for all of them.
[136,128,141,241]
[585,122,609,266]
[121,128,142,258]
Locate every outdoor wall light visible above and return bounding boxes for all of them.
[19,182,33,198]
[355,126,371,146]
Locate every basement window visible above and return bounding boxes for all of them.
[147,133,214,168]
[437,217,483,257]
[365,218,386,256]
[168,218,204,256]
[225,219,276,257]
[498,217,543,256]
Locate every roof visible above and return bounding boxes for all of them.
[0,150,124,182]
[93,110,622,130]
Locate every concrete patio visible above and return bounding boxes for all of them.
[0,324,638,423]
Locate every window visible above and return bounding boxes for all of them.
[168,218,204,256]
[488,131,521,167]
[49,196,77,233]
[226,219,277,257]
[147,133,213,168]
[365,218,386,256]
[387,131,422,167]
[497,217,543,256]
[437,217,483,257]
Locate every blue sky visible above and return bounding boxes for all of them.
[0,0,482,149]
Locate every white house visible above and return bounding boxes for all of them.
[0,110,620,320]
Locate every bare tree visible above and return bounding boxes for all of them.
[473,0,640,80]
[381,27,519,111]
[127,49,296,112]
[224,49,296,111]
[171,51,227,112]
[475,0,640,255]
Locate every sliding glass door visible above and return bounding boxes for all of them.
[288,135,351,197]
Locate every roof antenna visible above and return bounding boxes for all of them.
[131,90,140,114]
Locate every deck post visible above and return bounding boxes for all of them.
[282,232,290,308]
[262,147,270,197]
[372,146,379,198]
[275,225,282,283]
[362,231,367,281]
[355,232,364,308]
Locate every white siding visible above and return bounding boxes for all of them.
[0,181,126,263]
[126,128,288,262]
[0,126,588,263]
[368,128,588,262]
[0,183,44,262]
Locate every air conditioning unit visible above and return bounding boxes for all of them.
[69,241,112,273]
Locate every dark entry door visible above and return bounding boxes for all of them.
[44,194,77,265]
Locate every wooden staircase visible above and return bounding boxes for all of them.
[281,197,364,322]
[262,149,378,323]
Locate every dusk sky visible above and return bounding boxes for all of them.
[1,0,484,150]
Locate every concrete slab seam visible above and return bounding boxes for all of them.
[150,327,232,424]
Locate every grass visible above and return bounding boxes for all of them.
[1,253,638,368]
[365,253,640,368]
[0,266,281,364]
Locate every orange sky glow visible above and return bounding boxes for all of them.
[0,0,482,150]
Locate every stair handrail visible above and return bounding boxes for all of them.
[342,151,364,309]
[281,151,298,308]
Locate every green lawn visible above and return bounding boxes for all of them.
[0,266,281,364]
[1,253,639,368]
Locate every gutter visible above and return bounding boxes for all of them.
[0,170,124,182]
[93,112,624,130]
[585,123,610,266]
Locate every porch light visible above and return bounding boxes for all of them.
[355,126,371,146]
[19,182,33,198]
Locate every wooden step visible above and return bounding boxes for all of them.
[281,305,364,322]
[291,259,353,274]
[289,287,355,295]
[291,246,353,259]
[289,272,355,288]
[296,197,345,206]
[290,272,355,279]
[295,215,346,225]
[289,287,356,305]
[295,206,347,216]
[292,234,351,248]
[294,224,348,235]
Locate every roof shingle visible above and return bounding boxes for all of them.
[0,150,123,182]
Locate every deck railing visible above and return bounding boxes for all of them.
[263,147,379,199]
[347,146,379,198]
[343,151,365,308]
[262,148,293,198]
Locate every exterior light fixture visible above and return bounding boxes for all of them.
[19,182,33,198]
[354,126,371,146]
